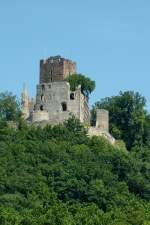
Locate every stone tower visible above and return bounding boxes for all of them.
[21,55,115,144]
[21,84,29,119]
[31,56,90,124]
[96,109,109,132]
[88,109,115,144]
[40,55,76,83]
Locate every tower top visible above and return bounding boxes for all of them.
[40,55,77,83]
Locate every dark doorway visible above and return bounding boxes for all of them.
[61,102,67,111]
[40,105,44,111]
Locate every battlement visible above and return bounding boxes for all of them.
[40,55,76,83]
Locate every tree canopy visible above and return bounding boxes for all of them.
[91,91,150,150]
[0,91,150,224]
[0,92,21,122]
[0,119,150,224]
[66,74,95,99]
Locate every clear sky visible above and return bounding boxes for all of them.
[0,0,150,110]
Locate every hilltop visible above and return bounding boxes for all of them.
[0,91,150,224]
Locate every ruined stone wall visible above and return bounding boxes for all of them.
[35,55,90,124]
[96,109,109,131]
[83,98,90,124]
[34,82,69,124]
[40,56,76,83]
[78,91,90,124]
[27,55,115,144]
[69,90,80,119]
[33,81,90,125]
[21,85,29,119]
[88,109,115,144]
[32,111,49,122]
[88,127,115,144]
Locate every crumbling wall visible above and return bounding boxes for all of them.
[96,109,109,132]
[33,81,90,125]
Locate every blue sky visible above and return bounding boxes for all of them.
[0,0,150,109]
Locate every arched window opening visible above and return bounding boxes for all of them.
[61,102,67,111]
[70,93,75,100]
[40,105,44,111]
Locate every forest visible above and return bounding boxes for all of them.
[0,91,150,225]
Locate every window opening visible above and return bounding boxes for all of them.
[61,102,67,111]
[70,93,75,100]
[40,105,44,111]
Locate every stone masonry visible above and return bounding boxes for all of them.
[22,55,115,144]
[21,84,29,119]
[28,56,90,125]
[40,55,76,83]
[88,109,115,144]
[32,81,90,124]
[96,109,109,131]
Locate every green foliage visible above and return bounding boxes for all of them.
[143,114,150,147]
[115,140,127,152]
[0,91,150,224]
[66,74,95,99]
[91,91,148,150]
[0,118,150,224]
[0,92,21,122]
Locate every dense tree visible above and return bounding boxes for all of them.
[66,74,95,99]
[91,91,147,150]
[0,92,21,122]
[143,114,150,147]
[0,117,150,224]
[0,90,150,224]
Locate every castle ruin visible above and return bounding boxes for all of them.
[22,55,115,144]
[40,55,76,83]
